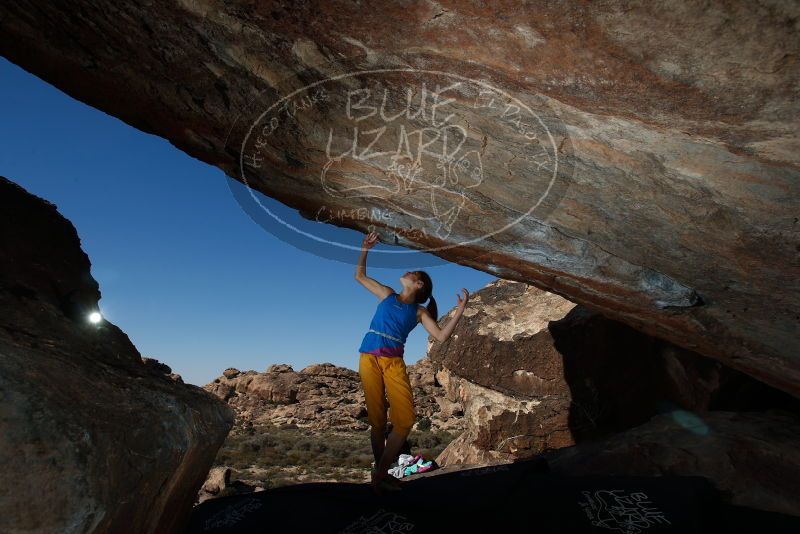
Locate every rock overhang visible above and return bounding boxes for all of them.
[0,0,797,396]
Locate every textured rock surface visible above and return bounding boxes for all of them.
[141,355,185,384]
[196,466,266,504]
[544,411,800,517]
[1,1,798,396]
[431,279,800,465]
[0,177,235,533]
[204,358,465,435]
[201,466,232,496]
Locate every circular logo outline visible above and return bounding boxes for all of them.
[228,63,572,264]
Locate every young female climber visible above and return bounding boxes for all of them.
[355,230,470,495]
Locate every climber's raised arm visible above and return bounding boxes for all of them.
[420,288,469,343]
[355,231,393,300]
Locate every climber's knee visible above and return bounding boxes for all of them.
[367,405,387,438]
[391,413,415,439]
[392,424,411,439]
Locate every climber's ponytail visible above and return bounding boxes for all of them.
[426,295,438,323]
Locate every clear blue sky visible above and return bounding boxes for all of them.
[0,58,494,386]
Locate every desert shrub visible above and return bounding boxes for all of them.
[416,417,432,431]
[406,429,456,460]
[353,453,374,467]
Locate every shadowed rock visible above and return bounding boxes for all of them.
[544,410,800,517]
[188,456,800,532]
[0,177,235,533]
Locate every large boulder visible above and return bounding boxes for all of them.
[0,177,235,533]
[431,279,800,465]
[0,1,798,396]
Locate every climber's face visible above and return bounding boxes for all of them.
[400,271,423,289]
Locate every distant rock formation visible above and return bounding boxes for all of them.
[0,176,235,533]
[204,358,465,435]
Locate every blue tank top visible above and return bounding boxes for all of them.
[358,293,421,357]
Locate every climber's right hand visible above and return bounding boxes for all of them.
[362,231,378,251]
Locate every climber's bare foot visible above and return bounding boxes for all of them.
[370,469,383,495]
[371,470,402,495]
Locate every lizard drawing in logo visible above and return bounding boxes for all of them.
[320,142,484,240]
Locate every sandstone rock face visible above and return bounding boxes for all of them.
[431,279,800,466]
[201,466,232,496]
[1,1,798,396]
[196,466,265,505]
[544,411,800,517]
[204,358,465,435]
[0,177,235,533]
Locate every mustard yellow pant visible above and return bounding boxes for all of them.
[359,352,416,439]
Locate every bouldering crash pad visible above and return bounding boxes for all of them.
[187,457,799,533]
